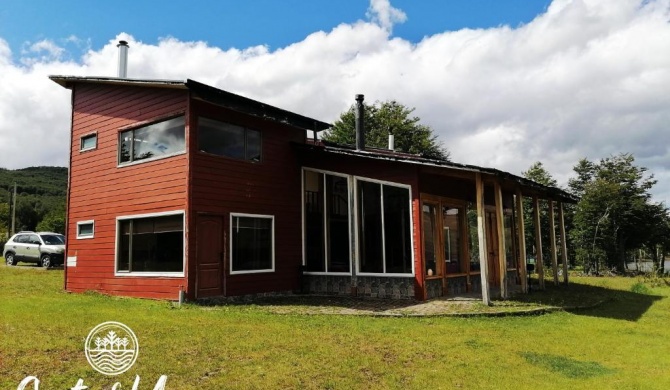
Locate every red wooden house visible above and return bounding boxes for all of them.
[50,74,575,303]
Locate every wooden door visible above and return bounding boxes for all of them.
[486,211,500,287]
[196,215,224,298]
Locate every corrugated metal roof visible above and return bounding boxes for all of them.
[48,76,332,132]
[296,142,579,203]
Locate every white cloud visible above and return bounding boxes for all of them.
[366,0,407,32]
[0,0,669,204]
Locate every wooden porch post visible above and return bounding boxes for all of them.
[532,197,545,289]
[559,202,569,285]
[494,181,508,299]
[476,173,491,305]
[548,199,559,286]
[516,190,528,293]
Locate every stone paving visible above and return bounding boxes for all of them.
[231,292,561,317]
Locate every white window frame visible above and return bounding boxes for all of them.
[117,115,187,168]
[230,213,275,275]
[114,210,186,277]
[354,176,415,277]
[301,168,353,276]
[80,132,98,152]
[76,220,95,239]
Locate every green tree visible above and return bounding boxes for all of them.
[36,209,66,233]
[0,203,9,239]
[570,153,663,273]
[323,100,450,160]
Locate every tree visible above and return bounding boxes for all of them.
[323,100,450,160]
[569,153,664,273]
[36,209,65,233]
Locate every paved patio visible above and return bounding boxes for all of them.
[209,290,565,317]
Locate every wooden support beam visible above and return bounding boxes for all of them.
[548,199,559,286]
[516,190,528,293]
[476,173,491,306]
[532,197,545,290]
[494,181,508,299]
[559,202,569,285]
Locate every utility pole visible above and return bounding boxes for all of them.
[11,182,16,234]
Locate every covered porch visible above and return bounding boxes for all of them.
[418,165,577,304]
[297,143,577,304]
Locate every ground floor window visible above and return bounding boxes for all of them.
[467,204,480,271]
[422,198,467,276]
[504,210,517,268]
[117,212,184,274]
[358,179,412,275]
[303,169,351,273]
[230,214,274,274]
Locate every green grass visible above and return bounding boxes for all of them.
[1,263,669,389]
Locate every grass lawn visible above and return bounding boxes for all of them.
[1,263,669,389]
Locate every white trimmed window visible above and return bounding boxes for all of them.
[77,220,95,239]
[356,178,413,275]
[303,169,351,273]
[230,213,274,274]
[119,116,186,165]
[116,211,184,276]
[80,133,97,151]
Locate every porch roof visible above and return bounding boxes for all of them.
[49,76,332,132]
[296,141,578,203]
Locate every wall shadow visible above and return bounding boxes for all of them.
[515,278,664,322]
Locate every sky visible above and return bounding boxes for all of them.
[0,0,669,203]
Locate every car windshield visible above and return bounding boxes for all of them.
[40,234,65,245]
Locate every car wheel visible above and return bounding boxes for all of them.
[40,254,52,268]
[5,253,16,266]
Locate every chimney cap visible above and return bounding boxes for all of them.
[117,40,129,47]
[355,94,364,102]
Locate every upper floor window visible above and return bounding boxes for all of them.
[198,117,261,162]
[80,133,97,151]
[119,116,185,164]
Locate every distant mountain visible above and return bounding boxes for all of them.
[0,166,68,234]
[0,166,68,198]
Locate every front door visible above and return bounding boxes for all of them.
[196,215,224,298]
[485,211,500,287]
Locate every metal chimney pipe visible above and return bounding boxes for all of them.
[388,134,395,151]
[117,40,129,78]
[355,94,365,151]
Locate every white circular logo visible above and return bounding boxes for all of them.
[84,322,139,376]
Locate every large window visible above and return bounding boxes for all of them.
[198,117,261,161]
[303,170,351,273]
[230,214,274,274]
[116,213,184,274]
[443,206,464,273]
[467,204,480,271]
[504,210,517,268]
[422,203,439,276]
[119,116,185,164]
[357,179,412,275]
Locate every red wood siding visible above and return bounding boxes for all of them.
[187,100,306,298]
[66,83,189,300]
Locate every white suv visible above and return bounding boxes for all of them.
[3,232,65,268]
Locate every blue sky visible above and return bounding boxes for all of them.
[0,0,669,203]
[0,0,551,58]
